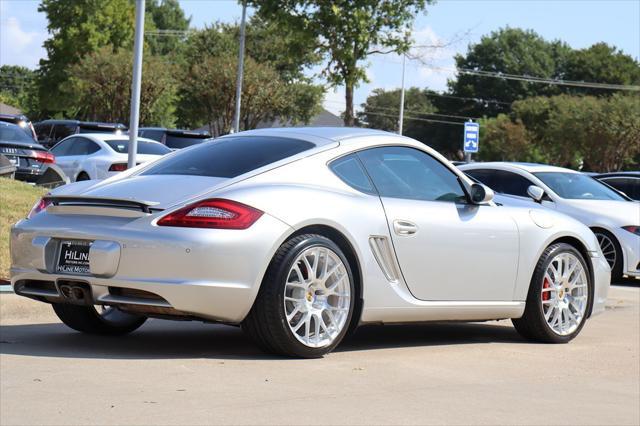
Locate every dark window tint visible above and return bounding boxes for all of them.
[165,135,207,149]
[357,146,466,203]
[105,139,171,155]
[67,137,100,156]
[469,169,533,197]
[329,154,376,195]
[139,129,165,142]
[50,138,75,156]
[34,123,52,142]
[52,124,77,141]
[143,136,315,178]
[601,177,640,200]
[0,123,35,143]
[79,126,121,134]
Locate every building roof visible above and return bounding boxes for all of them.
[0,103,22,115]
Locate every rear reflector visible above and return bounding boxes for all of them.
[109,163,128,172]
[33,151,55,164]
[157,199,263,229]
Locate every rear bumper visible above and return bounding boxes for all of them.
[10,212,291,323]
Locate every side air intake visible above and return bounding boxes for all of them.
[369,236,401,284]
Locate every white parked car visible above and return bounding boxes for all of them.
[49,134,172,182]
[460,162,640,281]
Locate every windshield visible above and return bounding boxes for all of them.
[105,139,172,155]
[534,172,626,201]
[0,123,36,143]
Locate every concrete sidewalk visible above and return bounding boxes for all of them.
[1,285,638,425]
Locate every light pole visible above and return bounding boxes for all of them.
[233,1,247,134]
[398,53,406,135]
[128,0,145,169]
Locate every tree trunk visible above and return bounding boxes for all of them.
[344,83,354,126]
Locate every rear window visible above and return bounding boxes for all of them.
[142,136,315,178]
[0,123,34,143]
[165,135,208,149]
[105,139,171,155]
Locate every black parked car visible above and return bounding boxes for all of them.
[0,122,56,183]
[0,113,37,140]
[138,127,211,149]
[34,120,128,148]
[593,172,640,201]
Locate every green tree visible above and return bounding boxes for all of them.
[62,47,177,126]
[478,115,546,163]
[358,87,435,131]
[146,0,191,56]
[450,27,571,117]
[250,0,431,126]
[563,43,640,96]
[37,0,137,113]
[0,66,35,100]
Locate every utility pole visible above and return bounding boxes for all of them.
[127,0,145,169]
[398,53,406,135]
[233,1,247,134]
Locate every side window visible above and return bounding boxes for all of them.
[465,169,495,188]
[34,124,52,142]
[357,146,467,203]
[67,137,98,155]
[603,178,639,199]
[492,170,535,197]
[50,138,75,156]
[329,154,376,195]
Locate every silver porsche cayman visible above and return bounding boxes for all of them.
[10,127,610,357]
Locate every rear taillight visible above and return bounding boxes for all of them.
[109,163,128,172]
[157,199,263,229]
[28,197,52,219]
[33,151,55,164]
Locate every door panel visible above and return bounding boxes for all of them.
[382,198,520,301]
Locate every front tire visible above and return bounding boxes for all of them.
[592,228,623,281]
[512,243,592,343]
[52,304,147,335]
[242,234,355,358]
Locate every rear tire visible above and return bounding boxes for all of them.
[52,304,146,335]
[512,243,592,343]
[242,234,355,358]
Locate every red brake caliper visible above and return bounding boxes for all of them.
[542,277,551,301]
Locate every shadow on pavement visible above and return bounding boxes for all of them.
[0,319,523,360]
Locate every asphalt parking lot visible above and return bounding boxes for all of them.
[1,282,638,426]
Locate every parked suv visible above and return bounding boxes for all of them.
[0,121,55,183]
[34,120,128,148]
[138,127,211,149]
[0,113,37,140]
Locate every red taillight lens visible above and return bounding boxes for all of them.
[28,197,52,219]
[109,163,128,172]
[33,151,55,164]
[157,199,263,229]
[622,226,640,236]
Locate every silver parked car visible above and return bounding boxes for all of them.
[460,162,640,281]
[11,128,610,357]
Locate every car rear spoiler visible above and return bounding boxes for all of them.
[44,195,160,213]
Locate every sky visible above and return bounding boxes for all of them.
[1,0,639,115]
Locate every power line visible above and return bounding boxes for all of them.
[362,111,465,126]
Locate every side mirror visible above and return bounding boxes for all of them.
[470,183,494,204]
[527,185,545,203]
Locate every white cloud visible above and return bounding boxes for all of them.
[0,12,47,69]
[323,88,345,116]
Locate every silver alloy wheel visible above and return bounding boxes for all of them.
[595,232,617,270]
[541,252,588,336]
[283,246,351,348]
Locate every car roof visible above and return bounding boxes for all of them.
[78,133,159,143]
[460,161,579,174]
[222,127,397,146]
[38,119,127,129]
[594,171,640,178]
[140,127,211,137]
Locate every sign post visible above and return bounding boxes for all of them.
[463,121,479,163]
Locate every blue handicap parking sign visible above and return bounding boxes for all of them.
[463,122,480,153]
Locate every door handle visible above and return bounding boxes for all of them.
[393,220,418,236]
